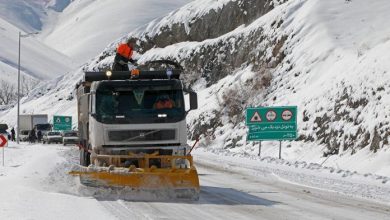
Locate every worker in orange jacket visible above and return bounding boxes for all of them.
[154,95,175,109]
[112,39,137,71]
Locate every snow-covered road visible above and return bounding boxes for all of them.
[1,143,389,220]
[105,159,390,220]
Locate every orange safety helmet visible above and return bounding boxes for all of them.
[117,43,133,59]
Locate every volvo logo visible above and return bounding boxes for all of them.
[139,132,145,137]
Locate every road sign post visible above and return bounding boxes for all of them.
[279,141,282,159]
[258,141,262,157]
[246,106,297,159]
[0,134,8,166]
[53,116,72,131]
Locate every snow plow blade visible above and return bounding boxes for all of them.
[70,155,200,200]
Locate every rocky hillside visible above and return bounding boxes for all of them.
[87,0,390,159]
[2,0,390,174]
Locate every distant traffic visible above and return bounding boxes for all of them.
[1,114,77,145]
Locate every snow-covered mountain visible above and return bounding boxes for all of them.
[0,0,192,65]
[0,0,73,30]
[1,0,390,176]
[0,0,52,32]
[40,0,193,63]
[0,0,75,93]
[0,0,191,102]
[0,16,74,86]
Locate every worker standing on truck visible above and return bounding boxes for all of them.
[112,39,137,71]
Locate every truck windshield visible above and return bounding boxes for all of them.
[95,84,185,124]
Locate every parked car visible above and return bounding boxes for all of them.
[19,130,29,141]
[62,131,79,145]
[42,131,62,144]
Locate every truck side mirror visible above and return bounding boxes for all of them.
[189,91,198,110]
[88,93,96,115]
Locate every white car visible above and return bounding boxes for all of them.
[43,131,62,144]
[19,130,29,141]
[62,131,79,145]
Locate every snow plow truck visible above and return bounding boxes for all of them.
[71,62,200,200]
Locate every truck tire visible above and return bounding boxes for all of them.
[85,151,91,166]
[80,150,91,166]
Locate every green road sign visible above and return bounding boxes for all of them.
[246,106,297,141]
[53,116,72,131]
[248,131,297,140]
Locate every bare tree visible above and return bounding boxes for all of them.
[0,80,17,105]
[21,76,39,96]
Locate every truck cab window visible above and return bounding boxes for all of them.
[94,83,185,124]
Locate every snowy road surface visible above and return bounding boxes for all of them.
[0,143,389,220]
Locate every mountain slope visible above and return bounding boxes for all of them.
[0,0,49,32]
[1,0,390,175]
[0,0,193,64]
[0,16,75,86]
[40,0,192,63]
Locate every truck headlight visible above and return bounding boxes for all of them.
[106,70,112,78]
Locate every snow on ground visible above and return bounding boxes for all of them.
[0,142,116,220]
[40,0,193,63]
[193,149,390,205]
[1,141,389,219]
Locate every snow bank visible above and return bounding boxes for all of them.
[0,142,116,220]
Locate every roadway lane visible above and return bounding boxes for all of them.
[100,157,390,220]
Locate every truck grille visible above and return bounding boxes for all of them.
[108,129,176,142]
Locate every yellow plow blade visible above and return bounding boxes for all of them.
[69,154,200,200]
[70,167,199,189]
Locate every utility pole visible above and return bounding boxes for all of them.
[17,32,21,144]
[16,31,39,144]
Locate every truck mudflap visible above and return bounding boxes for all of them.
[70,154,200,200]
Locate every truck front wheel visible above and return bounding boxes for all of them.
[80,149,91,166]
